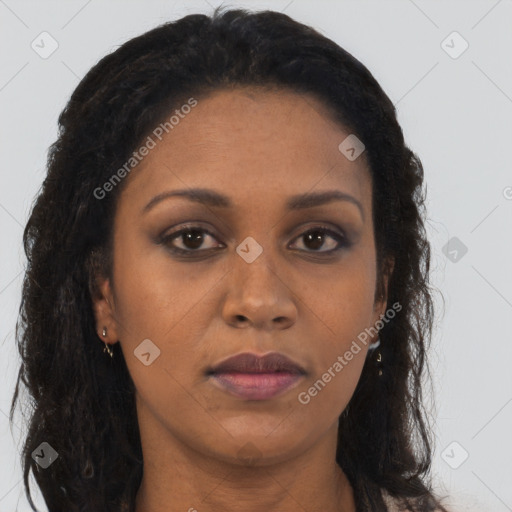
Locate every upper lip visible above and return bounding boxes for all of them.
[207,352,307,375]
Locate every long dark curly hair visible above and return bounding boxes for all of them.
[10,6,449,512]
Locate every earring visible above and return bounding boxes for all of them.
[101,327,114,358]
[368,338,380,351]
[368,337,383,377]
[376,349,382,377]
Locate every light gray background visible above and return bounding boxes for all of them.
[1,1,511,510]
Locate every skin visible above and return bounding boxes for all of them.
[93,87,393,512]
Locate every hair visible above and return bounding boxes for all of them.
[10,6,449,512]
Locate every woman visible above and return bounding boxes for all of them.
[10,6,451,512]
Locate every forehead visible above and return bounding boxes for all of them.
[119,87,372,216]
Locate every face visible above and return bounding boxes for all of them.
[93,87,391,466]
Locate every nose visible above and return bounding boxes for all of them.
[221,249,297,331]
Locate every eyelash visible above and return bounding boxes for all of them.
[159,223,350,257]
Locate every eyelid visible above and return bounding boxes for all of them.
[159,222,350,255]
[159,223,224,247]
[288,225,348,252]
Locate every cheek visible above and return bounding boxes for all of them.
[311,255,377,343]
[296,348,366,421]
[111,232,204,339]
[293,278,374,422]
[297,257,376,406]
[110,243,226,393]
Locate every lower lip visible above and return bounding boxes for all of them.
[210,372,304,400]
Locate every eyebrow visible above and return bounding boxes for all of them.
[142,187,364,220]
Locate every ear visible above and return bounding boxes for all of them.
[91,276,119,345]
[371,256,395,332]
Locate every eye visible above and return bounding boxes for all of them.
[159,224,349,256]
[289,226,348,253]
[160,225,223,254]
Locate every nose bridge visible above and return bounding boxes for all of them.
[224,232,297,329]
[234,234,280,305]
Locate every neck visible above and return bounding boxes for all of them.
[134,413,356,512]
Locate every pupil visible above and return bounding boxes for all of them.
[306,231,323,250]
[179,230,326,251]
[184,230,203,249]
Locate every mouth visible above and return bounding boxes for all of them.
[206,352,307,401]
